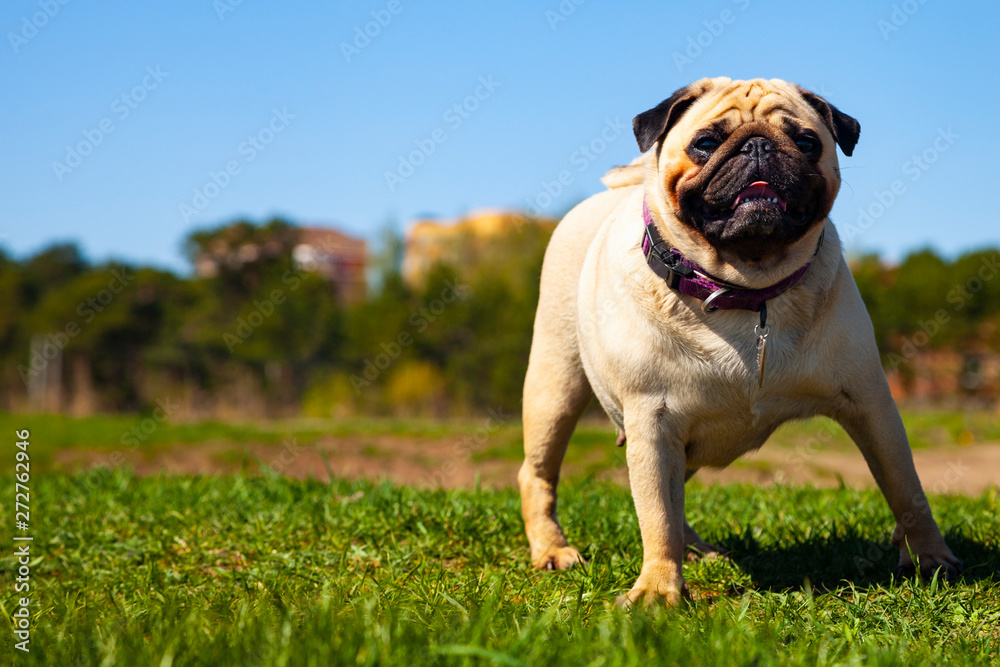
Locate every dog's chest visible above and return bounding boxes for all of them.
[665,330,823,463]
[580,296,830,467]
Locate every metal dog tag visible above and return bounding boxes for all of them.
[755,324,770,388]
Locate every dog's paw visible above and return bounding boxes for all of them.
[532,546,585,571]
[615,581,687,609]
[615,562,687,608]
[685,541,728,563]
[896,549,963,582]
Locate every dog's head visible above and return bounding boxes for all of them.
[634,77,859,278]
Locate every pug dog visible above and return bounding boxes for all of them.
[518,77,961,606]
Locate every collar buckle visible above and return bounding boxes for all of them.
[665,256,693,289]
[644,224,693,290]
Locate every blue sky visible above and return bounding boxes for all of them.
[2,0,998,273]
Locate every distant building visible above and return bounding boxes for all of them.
[193,223,367,303]
[292,227,367,303]
[402,209,554,286]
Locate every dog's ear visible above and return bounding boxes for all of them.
[633,84,704,154]
[796,87,861,157]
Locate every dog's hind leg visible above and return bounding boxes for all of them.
[518,330,592,571]
[830,378,961,579]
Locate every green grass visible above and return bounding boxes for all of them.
[2,472,997,665]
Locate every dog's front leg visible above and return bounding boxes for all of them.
[832,384,961,578]
[617,408,687,607]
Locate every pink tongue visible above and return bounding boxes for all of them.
[739,181,774,200]
[733,181,786,210]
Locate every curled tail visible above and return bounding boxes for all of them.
[600,153,652,189]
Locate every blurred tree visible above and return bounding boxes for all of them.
[0,250,23,354]
[882,249,951,345]
[950,249,1000,345]
[0,218,997,415]
[18,243,87,308]
[183,218,300,300]
[368,222,405,294]
[850,253,889,350]
[182,219,345,409]
[23,264,174,410]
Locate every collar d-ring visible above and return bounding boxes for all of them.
[701,287,730,313]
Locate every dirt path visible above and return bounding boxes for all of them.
[692,444,997,495]
[52,434,1000,495]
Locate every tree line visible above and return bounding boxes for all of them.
[0,218,997,417]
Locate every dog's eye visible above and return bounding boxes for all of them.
[694,137,720,153]
[795,137,819,152]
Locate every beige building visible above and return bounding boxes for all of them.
[402,209,555,286]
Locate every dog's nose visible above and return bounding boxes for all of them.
[741,136,775,159]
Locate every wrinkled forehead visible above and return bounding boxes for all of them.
[674,79,819,137]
